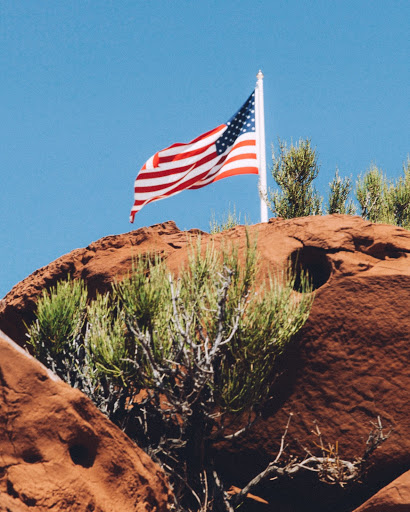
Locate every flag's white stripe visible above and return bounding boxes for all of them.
[219,158,258,173]
[222,142,257,160]
[144,154,155,169]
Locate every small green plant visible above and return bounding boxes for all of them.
[26,276,87,354]
[266,138,322,218]
[386,158,410,229]
[326,169,356,215]
[86,293,135,386]
[25,277,87,384]
[209,204,244,234]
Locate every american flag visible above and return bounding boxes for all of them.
[130,91,258,222]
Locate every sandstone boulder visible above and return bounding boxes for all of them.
[0,331,172,512]
[352,470,410,511]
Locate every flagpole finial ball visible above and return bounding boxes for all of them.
[257,70,264,80]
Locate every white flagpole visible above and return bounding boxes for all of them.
[256,70,269,223]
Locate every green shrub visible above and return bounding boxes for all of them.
[27,238,314,510]
[26,277,87,385]
[356,165,391,223]
[26,276,87,355]
[86,293,135,386]
[326,169,356,215]
[386,158,410,228]
[266,138,322,218]
[209,204,243,234]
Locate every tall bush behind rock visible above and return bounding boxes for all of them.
[387,158,410,228]
[326,169,356,215]
[356,165,391,223]
[265,137,409,228]
[266,138,323,218]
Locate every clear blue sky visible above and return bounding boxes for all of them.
[1,1,409,298]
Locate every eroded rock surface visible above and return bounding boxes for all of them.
[0,332,171,512]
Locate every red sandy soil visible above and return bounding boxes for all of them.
[1,214,409,511]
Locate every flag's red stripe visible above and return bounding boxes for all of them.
[213,166,259,181]
[159,142,215,163]
[232,139,256,149]
[189,166,259,189]
[155,156,227,197]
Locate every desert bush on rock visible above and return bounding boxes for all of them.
[326,170,356,215]
[356,165,391,224]
[26,239,389,511]
[265,137,409,229]
[26,238,315,509]
[386,158,410,229]
[266,138,322,218]
[26,277,88,387]
[356,161,410,227]
[209,204,244,234]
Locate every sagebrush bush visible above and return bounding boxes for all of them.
[209,204,243,234]
[387,158,410,228]
[26,277,87,385]
[266,138,322,218]
[26,237,314,510]
[326,170,356,215]
[356,165,391,223]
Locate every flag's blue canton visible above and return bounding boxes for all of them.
[215,92,255,155]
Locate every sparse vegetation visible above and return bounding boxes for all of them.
[265,137,409,229]
[387,158,410,229]
[355,160,410,228]
[209,204,244,234]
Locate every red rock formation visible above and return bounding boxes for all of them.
[0,331,172,512]
[1,214,410,511]
[352,470,410,511]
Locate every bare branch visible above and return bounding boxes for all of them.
[230,415,391,508]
